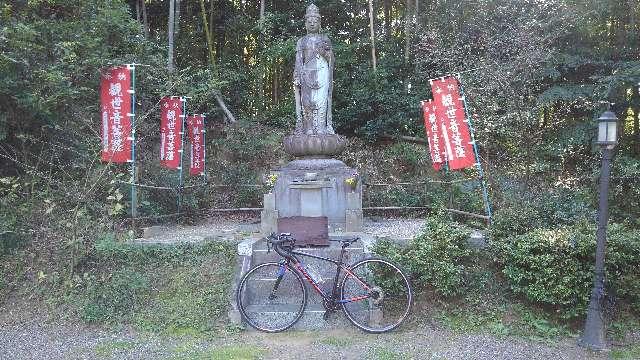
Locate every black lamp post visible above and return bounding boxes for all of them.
[579,107,618,351]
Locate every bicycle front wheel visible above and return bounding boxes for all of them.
[236,262,307,332]
[340,257,412,333]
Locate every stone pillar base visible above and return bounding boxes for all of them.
[260,192,278,236]
[261,210,278,236]
[346,209,363,232]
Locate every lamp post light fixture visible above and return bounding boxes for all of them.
[579,107,619,351]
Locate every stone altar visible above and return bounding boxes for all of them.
[261,4,362,235]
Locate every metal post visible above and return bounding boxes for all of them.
[177,97,186,215]
[456,75,493,222]
[579,146,614,351]
[129,64,138,219]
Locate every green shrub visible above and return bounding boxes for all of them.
[374,215,472,297]
[81,268,150,323]
[490,187,595,242]
[498,221,640,318]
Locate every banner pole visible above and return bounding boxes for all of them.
[129,64,138,220]
[455,74,493,223]
[177,97,186,215]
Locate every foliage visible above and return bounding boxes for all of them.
[435,303,572,340]
[81,268,150,323]
[497,221,640,318]
[74,236,236,334]
[609,154,640,224]
[374,214,472,296]
[490,184,595,242]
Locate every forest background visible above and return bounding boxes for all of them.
[0,0,639,342]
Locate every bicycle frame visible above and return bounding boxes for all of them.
[274,244,372,306]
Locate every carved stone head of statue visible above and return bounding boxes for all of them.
[305,4,321,34]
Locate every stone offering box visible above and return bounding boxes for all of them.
[261,158,363,235]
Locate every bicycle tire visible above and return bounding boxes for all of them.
[236,262,307,332]
[340,257,412,333]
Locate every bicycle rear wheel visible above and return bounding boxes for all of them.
[236,262,307,332]
[340,257,412,333]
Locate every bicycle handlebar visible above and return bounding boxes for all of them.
[266,233,296,255]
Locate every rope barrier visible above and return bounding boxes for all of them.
[115,180,263,190]
[364,178,475,186]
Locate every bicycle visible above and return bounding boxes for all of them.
[236,232,412,333]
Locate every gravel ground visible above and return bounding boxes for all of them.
[0,319,609,360]
[135,217,427,245]
[361,218,426,240]
[0,299,609,360]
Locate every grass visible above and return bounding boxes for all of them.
[367,346,406,360]
[94,340,138,358]
[134,258,234,336]
[433,300,574,341]
[318,335,353,347]
[611,344,640,360]
[71,238,236,337]
[172,344,266,360]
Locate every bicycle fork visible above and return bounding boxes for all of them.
[268,260,287,300]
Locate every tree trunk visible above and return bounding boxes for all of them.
[368,0,377,72]
[273,62,279,104]
[175,0,181,37]
[404,0,412,63]
[384,0,391,40]
[141,0,149,38]
[168,0,175,72]
[135,0,140,23]
[634,82,640,155]
[216,0,226,63]
[199,0,215,67]
[258,0,266,109]
[209,0,215,59]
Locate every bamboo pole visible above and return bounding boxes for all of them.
[199,0,215,67]
[368,0,377,72]
[214,92,237,123]
[168,0,175,72]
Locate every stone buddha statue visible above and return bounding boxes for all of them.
[284,4,346,157]
[294,3,334,135]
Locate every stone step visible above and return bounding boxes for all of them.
[229,234,378,331]
[239,303,369,331]
[251,247,366,276]
[241,277,340,306]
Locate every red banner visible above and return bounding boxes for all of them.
[429,76,475,170]
[160,97,184,169]
[187,115,205,175]
[422,99,445,171]
[100,66,132,163]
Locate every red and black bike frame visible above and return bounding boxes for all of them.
[271,240,372,305]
